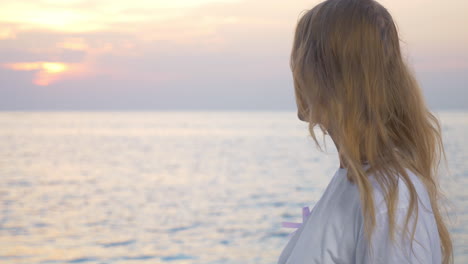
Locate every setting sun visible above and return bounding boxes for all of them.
[42,63,68,74]
[4,62,68,73]
[3,62,70,86]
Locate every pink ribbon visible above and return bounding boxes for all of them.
[281,206,311,238]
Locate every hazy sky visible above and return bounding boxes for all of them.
[0,0,467,110]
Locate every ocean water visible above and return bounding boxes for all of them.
[0,111,466,264]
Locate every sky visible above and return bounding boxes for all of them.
[0,0,467,111]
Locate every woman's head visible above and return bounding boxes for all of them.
[292,0,401,134]
[291,0,453,263]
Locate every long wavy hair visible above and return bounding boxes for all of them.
[290,0,453,263]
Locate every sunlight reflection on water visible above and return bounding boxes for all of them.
[0,111,466,263]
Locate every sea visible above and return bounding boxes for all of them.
[0,111,466,264]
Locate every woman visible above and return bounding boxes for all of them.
[277,0,453,263]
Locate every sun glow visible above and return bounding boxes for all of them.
[42,63,68,73]
[5,62,68,74]
[4,62,71,86]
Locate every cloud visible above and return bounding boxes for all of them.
[57,38,88,51]
[0,27,15,40]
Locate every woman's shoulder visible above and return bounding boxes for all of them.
[333,166,433,219]
[355,168,442,263]
[368,167,433,215]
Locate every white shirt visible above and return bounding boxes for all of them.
[277,165,442,264]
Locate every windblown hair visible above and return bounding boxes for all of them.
[290,0,453,263]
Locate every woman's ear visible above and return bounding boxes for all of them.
[297,110,306,122]
[295,93,309,122]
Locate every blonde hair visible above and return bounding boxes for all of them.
[290,0,453,263]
